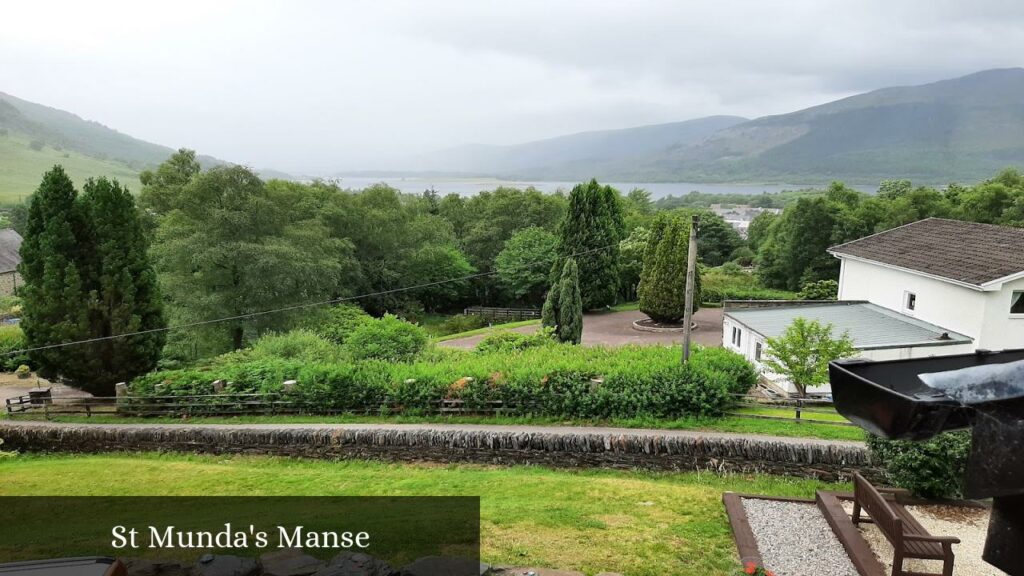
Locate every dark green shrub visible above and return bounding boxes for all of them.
[130,344,735,420]
[798,279,839,300]
[436,314,488,336]
[475,327,556,353]
[0,325,29,372]
[252,330,338,362]
[688,347,759,395]
[343,314,428,362]
[866,431,972,499]
[308,305,372,344]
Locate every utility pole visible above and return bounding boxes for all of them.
[682,214,699,363]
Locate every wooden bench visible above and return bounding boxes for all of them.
[851,473,959,576]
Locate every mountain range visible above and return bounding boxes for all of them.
[2,68,1023,203]
[404,68,1024,185]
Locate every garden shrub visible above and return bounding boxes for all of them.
[251,330,338,362]
[0,325,29,372]
[308,305,373,344]
[475,327,556,353]
[343,314,428,362]
[687,347,759,395]
[436,314,488,336]
[866,431,972,499]
[130,344,735,420]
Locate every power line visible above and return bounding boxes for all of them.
[4,243,618,357]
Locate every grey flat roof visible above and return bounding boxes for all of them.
[724,302,972,350]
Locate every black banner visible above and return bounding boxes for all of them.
[0,496,480,575]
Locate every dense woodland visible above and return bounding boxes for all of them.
[7,146,1024,392]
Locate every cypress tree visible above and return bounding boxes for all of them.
[558,179,623,310]
[20,166,92,382]
[556,258,583,344]
[638,215,701,323]
[19,168,166,395]
[540,260,561,329]
[80,177,166,390]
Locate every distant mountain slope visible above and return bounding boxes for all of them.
[0,92,289,203]
[408,115,747,177]
[405,68,1024,185]
[633,68,1024,184]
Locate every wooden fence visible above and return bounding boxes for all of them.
[6,390,851,426]
[463,306,542,322]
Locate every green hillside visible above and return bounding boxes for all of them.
[0,91,288,203]
[634,68,1024,184]
[0,132,142,204]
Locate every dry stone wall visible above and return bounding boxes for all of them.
[0,422,878,481]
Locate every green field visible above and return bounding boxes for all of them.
[0,134,142,204]
[0,453,844,575]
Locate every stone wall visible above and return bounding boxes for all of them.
[0,422,879,481]
[0,271,20,297]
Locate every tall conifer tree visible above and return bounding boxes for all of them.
[19,167,165,394]
[558,179,624,310]
[638,215,701,323]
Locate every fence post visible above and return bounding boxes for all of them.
[795,398,803,423]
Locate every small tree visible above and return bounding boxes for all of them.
[557,258,583,344]
[763,318,856,397]
[540,258,583,344]
[496,226,559,304]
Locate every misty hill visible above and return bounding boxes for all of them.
[408,115,747,177]
[410,68,1024,185]
[633,68,1024,184]
[0,92,288,203]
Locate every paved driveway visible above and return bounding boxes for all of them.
[440,307,724,349]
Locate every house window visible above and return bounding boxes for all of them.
[904,291,916,313]
[1012,291,1024,315]
[731,326,742,348]
[754,341,763,362]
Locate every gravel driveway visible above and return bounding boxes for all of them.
[440,308,724,349]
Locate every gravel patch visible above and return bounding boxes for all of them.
[741,498,859,576]
[841,501,1007,576]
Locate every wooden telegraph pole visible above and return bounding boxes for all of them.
[682,214,699,363]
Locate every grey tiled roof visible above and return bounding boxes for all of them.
[828,218,1024,287]
[725,302,972,350]
[0,229,21,274]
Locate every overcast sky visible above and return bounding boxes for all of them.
[3,1,1023,174]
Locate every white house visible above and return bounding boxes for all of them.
[723,218,1024,396]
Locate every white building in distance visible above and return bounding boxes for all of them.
[723,218,1024,396]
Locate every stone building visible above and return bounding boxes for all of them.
[0,229,23,296]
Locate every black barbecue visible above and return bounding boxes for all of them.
[830,349,1024,575]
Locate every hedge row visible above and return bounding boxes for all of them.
[129,345,756,419]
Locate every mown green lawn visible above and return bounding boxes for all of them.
[6,411,864,441]
[0,453,845,575]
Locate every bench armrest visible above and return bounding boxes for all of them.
[904,534,961,544]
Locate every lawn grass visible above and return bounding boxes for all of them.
[4,411,864,441]
[433,319,541,342]
[0,452,848,575]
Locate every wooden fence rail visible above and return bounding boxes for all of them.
[463,306,542,321]
[6,391,852,426]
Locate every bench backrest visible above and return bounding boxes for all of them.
[854,473,903,545]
